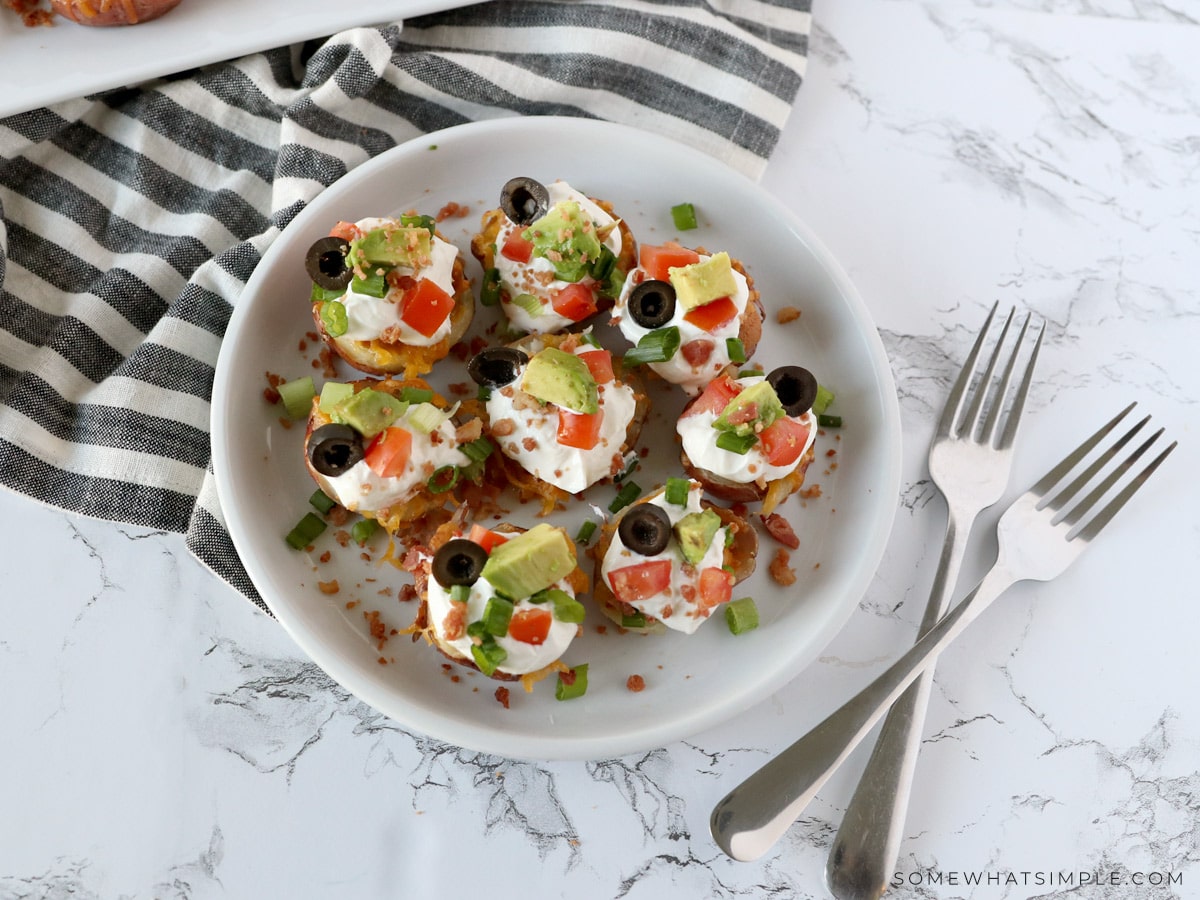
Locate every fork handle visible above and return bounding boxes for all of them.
[710,563,1016,863]
[825,510,975,899]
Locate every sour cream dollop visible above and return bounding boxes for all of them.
[600,482,729,635]
[320,405,471,513]
[337,217,460,347]
[613,251,751,395]
[677,375,817,483]
[485,340,638,494]
[495,181,623,334]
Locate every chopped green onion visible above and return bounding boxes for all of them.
[466,620,488,640]
[399,386,434,404]
[450,584,471,603]
[579,330,601,348]
[480,267,501,307]
[609,480,642,514]
[351,270,387,298]
[400,213,437,236]
[285,512,326,550]
[613,454,640,483]
[477,385,492,402]
[724,528,735,548]
[664,477,690,506]
[738,368,765,378]
[726,337,747,364]
[351,518,379,546]
[589,245,616,281]
[813,384,835,416]
[555,663,589,700]
[512,293,543,318]
[671,202,698,231]
[461,437,494,463]
[318,381,354,415]
[278,376,316,419]
[319,300,348,337]
[623,326,681,366]
[530,589,585,624]
[621,611,647,629]
[406,403,445,435]
[472,642,508,677]
[426,465,460,494]
[310,283,345,303]
[725,597,760,635]
[308,489,336,515]
[716,431,758,454]
[818,414,843,428]
[481,595,514,637]
[575,520,598,544]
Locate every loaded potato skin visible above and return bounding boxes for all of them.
[50,0,183,25]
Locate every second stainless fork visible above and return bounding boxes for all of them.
[826,304,1044,899]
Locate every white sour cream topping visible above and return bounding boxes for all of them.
[600,482,729,635]
[495,181,622,334]
[677,375,818,483]
[613,252,751,395]
[337,217,460,347]
[321,405,471,512]
[485,342,637,494]
[423,555,578,676]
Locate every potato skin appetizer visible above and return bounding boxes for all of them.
[50,0,183,25]
[308,217,475,380]
[591,480,758,635]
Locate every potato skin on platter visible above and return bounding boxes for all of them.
[50,0,183,26]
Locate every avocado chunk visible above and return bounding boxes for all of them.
[669,251,738,311]
[713,380,784,436]
[349,224,432,271]
[522,200,603,283]
[674,508,723,565]
[334,387,408,439]
[520,347,599,414]
[480,524,578,600]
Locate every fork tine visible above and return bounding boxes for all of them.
[994,319,1045,451]
[1030,402,1137,498]
[1043,413,1150,514]
[937,302,998,437]
[1058,425,1162,526]
[960,307,1015,438]
[1075,438,1177,541]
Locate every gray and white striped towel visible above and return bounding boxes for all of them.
[0,0,811,611]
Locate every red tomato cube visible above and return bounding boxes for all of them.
[551,283,598,322]
[508,608,553,645]
[399,278,454,338]
[557,408,604,450]
[500,229,534,264]
[760,417,811,467]
[579,349,614,384]
[467,524,508,554]
[683,296,738,333]
[639,242,700,282]
[685,374,741,418]
[364,427,413,477]
[607,559,673,603]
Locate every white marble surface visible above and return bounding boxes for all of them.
[3,1,1199,897]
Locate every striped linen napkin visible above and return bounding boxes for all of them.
[0,0,811,610]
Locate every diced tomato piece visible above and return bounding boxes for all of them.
[685,374,741,418]
[557,408,604,450]
[697,567,734,610]
[508,608,553,645]
[364,427,413,478]
[551,283,598,322]
[500,228,534,264]
[727,402,759,426]
[760,417,811,467]
[468,524,508,554]
[683,296,738,333]
[399,278,455,338]
[680,339,714,367]
[579,349,614,384]
[639,242,700,281]
[607,559,673,604]
[330,221,360,241]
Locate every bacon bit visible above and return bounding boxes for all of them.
[345,600,360,609]
[265,373,286,388]
[760,513,800,549]
[450,341,471,361]
[522,436,538,452]
[595,624,608,635]
[494,686,511,709]
[319,550,332,564]
[626,675,646,693]
[681,339,714,367]
[298,338,308,353]
[327,506,351,526]
[318,579,340,594]
[5,0,54,26]
[679,584,696,603]
[364,610,389,648]
[307,331,320,342]
[559,668,578,687]
[826,448,837,458]
[777,306,802,324]
[492,418,517,437]
[277,417,293,430]
[437,201,470,221]
[769,549,797,586]
[469,336,489,356]
[799,484,823,500]
[334,530,352,547]
[400,547,426,573]
[449,382,472,396]
[378,656,388,665]
[263,386,281,405]
[455,419,483,443]
[398,584,418,604]
[442,603,466,641]
[318,347,337,377]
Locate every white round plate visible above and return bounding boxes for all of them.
[212,116,901,761]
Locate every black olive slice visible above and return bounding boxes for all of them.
[307,424,364,478]
[432,538,489,589]
[467,347,529,388]
[627,280,677,329]
[618,504,672,557]
[767,366,819,417]
[305,236,353,291]
[500,177,550,227]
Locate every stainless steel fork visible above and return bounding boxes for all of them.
[710,403,1176,862]
[826,305,1043,899]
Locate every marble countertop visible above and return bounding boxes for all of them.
[3,1,1198,897]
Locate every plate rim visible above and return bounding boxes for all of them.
[212,115,902,760]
